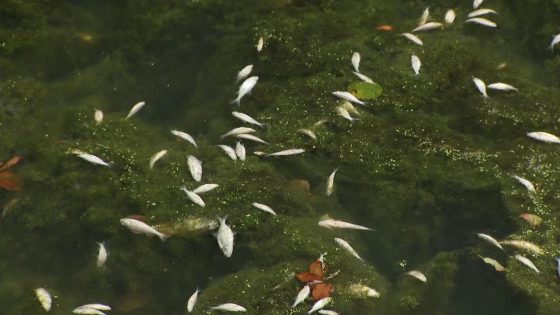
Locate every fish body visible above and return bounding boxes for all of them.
[487,82,518,92]
[351,52,361,73]
[96,242,108,267]
[94,109,103,125]
[473,0,484,9]
[218,145,238,161]
[334,238,363,261]
[467,8,498,18]
[192,183,219,194]
[210,303,246,312]
[352,71,374,83]
[308,297,331,314]
[515,254,540,273]
[232,111,263,128]
[325,168,338,196]
[332,91,366,106]
[500,240,544,256]
[187,288,199,312]
[473,77,488,98]
[527,132,560,144]
[401,33,423,45]
[418,7,430,25]
[235,142,246,161]
[319,218,373,231]
[465,17,497,28]
[232,76,259,106]
[187,155,202,182]
[411,55,421,75]
[405,270,427,282]
[126,101,146,119]
[120,218,167,241]
[35,288,52,311]
[298,129,318,140]
[348,284,380,298]
[76,304,111,311]
[445,9,456,24]
[73,308,106,315]
[549,34,560,51]
[266,149,305,157]
[71,150,110,167]
[221,127,256,139]
[235,133,268,144]
[171,130,197,148]
[556,258,560,277]
[256,37,264,52]
[236,65,253,82]
[479,256,505,271]
[181,187,205,207]
[292,285,310,308]
[335,106,358,123]
[412,22,443,32]
[318,311,339,315]
[216,216,234,257]
[149,150,167,169]
[477,233,503,250]
[512,175,535,192]
[519,214,542,227]
[252,202,277,215]
[341,101,360,115]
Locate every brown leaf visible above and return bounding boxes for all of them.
[0,172,20,191]
[308,260,324,278]
[295,272,322,283]
[311,283,332,301]
[0,155,22,172]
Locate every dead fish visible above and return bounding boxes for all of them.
[341,101,360,116]
[411,55,421,75]
[500,240,544,256]
[181,186,205,207]
[192,183,219,194]
[334,238,364,261]
[319,218,373,231]
[487,82,518,92]
[308,297,331,314]
[94,108,103,125]
[120,218,168,241]
[325,168,338,196]
[171,130,197,148]
[298,129,317,140]
[266,149,305,157]
[418,7,430,26]
[216,216,234,257]
[477,233,503,250]
[232,76,258,106]
[35,287,52,311]
[412,22,443,32]
[348,284,380,298]
[252,202,277,215]
[235,142,246,161]
[126,101,146,119]
[210,303,246,312]
[473,0,484,9]
[473,77,488,98]
[253,151,267,156]
[75,304,111,311]
[519,214,542,227]
[405,270,427,282]
[232,111,263,128]
[291,285,310,308]
[479,256,505,271]
[235,133,268,144]
[236,65,253,83]
[96,242,108,267]
[335,106,358,123]
[444,9,456,24]
[332,91,366,106]
[149,149,167,169]
[218,145,238,161]
[527,132,560,144]
[187,155,203,182]
[548,34,560,51]
[515,254,540,273]
[187,288,199,313]
[401,33,423,45]
[256,37,264,52]
[73,307,106,315]
[70,150,110,167]
[465,17,497,28]
[467,8,498,18]
[352,71,374,83]
[220,127,256,139]
[318,310,339,315]
[351,52,361,73]
[512,175,535,193]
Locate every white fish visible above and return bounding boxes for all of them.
[479,256,505,271]
[487,82,518,92]
[500,240,544,256]
[335,106,358,123]
[96,242,108,267]
[218,145,238,161]
[266,149,305,157]
[291,285,310,308]
[444,9,456,24]
[192,183,219,194]
[76,304,111,311]
[418,7,430,25]
[298,129,317,140]
[411,55,421,75]
[126,101,146,119]
[171,130,197,148]
[477,233,503,250]
[252,202,277,215]
[341,101,361,116]
[232,76,259,106]
[318,311,339,315]
[349,284,380,298]
[94,108,103,125]
[220,127,256,139]
[235,142,246,161]
[515,254,540,273]
[332,91,366,106]
[149,149,167,169]
[405,270,427,282]
[325,168,338,196]
[35,287,52,311]
[319,218,373,231]
[308,297,331,314]
[334,238,363,261]
[120,218,168,241]
[473,0,484,9]
[216,216,234,257]
[232,111,263,128]
[210,303,246,312]
[412,22,443,33]
[473,77,488,98]
[235,133,268,144]
[467,8,498,18]
[187,288,199,313]
[512,175,536,193]
[256,37,264,52]
[71,150,110,167]
[549,34,560,51]
[401,33,423,46]
[73,308,106,315]
[181,186,205,207]
[236,65,253,82]
[187,155,202,182]
[352,71,374,83]
[465,17,497,28]
[253,151,267,156]
[527,131,560,144]
[351,52,361,73]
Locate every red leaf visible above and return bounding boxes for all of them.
[295,272,322,283]
[0,155,22,172]
[311,283,333,301]
[308,260,324,278]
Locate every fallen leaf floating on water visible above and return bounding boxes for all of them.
[171,130,197,148]
[519,214,542,227]
[444,9,456,24]
[0,170,20,191]
[308,297,331,314]
[404,270,427,282]
[0,155,22,172]
[232,111,263,128]
[468,8,498,18]
[35,287,52,311]
[187,288,199,313]
[512,175,536,193]
[311,283,333,301]
[376,25,393,31]
[500,240,544,256]
[479,256,505,271]
[401,33,423,45]
[296,259,324,283]
[465,17,497,28]
[149,149,167,169]
[412,22,443,32]
[126,101,146,119]
[351,52,360,73]
[210,303,247,312]
[527,131,560,144]
[515,254,540,273]
[477,233,504,250]
[236,64,253,83]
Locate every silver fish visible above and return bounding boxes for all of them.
[120,218,168,241]
[444,9,456,24]
[149,149,167,169]
[318,310,339,315]
[236,65,253,82]
[232,76,259,106]
[75,304,111,311]
[401,33,423,46]
[210,303,246,312]
[181,186,205,207]
[73,308,106,315]
[235,142,246,161]
[94,108,103,125]
[266,149,305,157]
[126,101,146,119]
[341,101,361,116]
[218,145,238,161]
[411,55,421,75]
[319,218,373,231]
[171,130,197,148]
[332,91,366,106]
[477,233,503,250]
[256,37,264,52]
[349,283,380,298]
[515,254,540,273]
[500,240,544,256]
[351,52,361,73]
[465,17,497,28]
[325,168,338,196]
[252,202,277,215]
[412,22,443,32]
[334,238,364,261]
[187,155,202,182]
[192,183,219,194]
[335,106,358,123]
[549,34,560,51]
[418,7,430,25]
[187,288,199,313]
[71,150,110,167]
[235,133,268,144]
[35,287,52,311]
[96,242,108,267]
[308,297,331,314]
[473,77,488,98]
[555,257,560,277]
[527,131,560,144]
[352,71,374,83]
[216,216,234,257]
[232,111,263,128]
[220,127,256,139]
[405,270,427,282]
[467,8,498,18]
[473,0,484,9]
[512,175,536,193]
[298,129,318,140]
[487,82,518,92]
[292,285,310,308]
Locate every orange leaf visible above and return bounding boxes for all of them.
[308,260,324,278]
[376,25,393,32]
[0,155,22,172]
[311,283,333,301]
[295,272,322,283]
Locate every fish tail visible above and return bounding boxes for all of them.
[217,215,228,224]
[230,98,241,106]
[158,233,170,242]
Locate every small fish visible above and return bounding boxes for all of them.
[487,82,518,92]
[500,240,544,256]
[253,151,267,156]
[232,111,263,128]
[221,127,256,139]
[232,76,259,106]
[187,155,202,182]
[319,218,373,231]
[235,142,246,161]
[519,214,542,227]
[411,55,421,75]
[35,287,52,311]
[171,130,197,148]
[126,101,146,119]
[512,175,536,192]
[341,101,361,116]
[96,242,108,267]
[252,202,277,215]
[444,9,456,24]
[318,310,339,315]
[515,254,540,273]
[418,7,430,26]
[187,288,199,313]
[467,8,498,18]
[218,145,238,161]
[210,303,247,312]
[76,304,111,311]
[332,91,366,106]
[334,238,364,261]
[266,149,305,157]
[298,129,317,140]
[149,149,167,169]
[351,52,361,73]
[412,22,443,32]
[236,65,253,82]
[71,150,110,167]
[216,216,234,257]
[465,17,497,28]
[352,71,374,83]
[548,34,560,51]
[325,168,338,196]
[473,77,488,98]
[401,33,423,46]
[256,37,264,52]
[527,132,560,144]
[473,0,484,9]
[120,218,168,241]
[405,270,427,282]
[181,187,205,207]
[555,257,560,277]
[192,183,219,194]
[292,285,310,308]
[348,284,380,298]
[308,297,331,314]
[235,133,268,144]
[73,308,106,315]
[335,106,358,123]
[477,233,503,250]
[479,256,505,271]
[94,108,103,125]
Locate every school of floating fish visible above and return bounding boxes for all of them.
[32,0,560,313]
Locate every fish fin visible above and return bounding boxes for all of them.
[230,98,241,106]
[159,233,171,242]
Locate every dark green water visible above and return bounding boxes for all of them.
[1,0,560,314]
